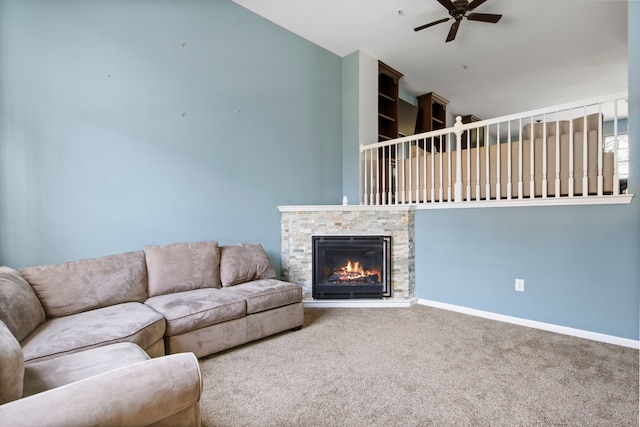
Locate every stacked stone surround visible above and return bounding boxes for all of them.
[279,205,415,301]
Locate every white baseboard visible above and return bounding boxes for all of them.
[418,299,639,349]
[304,297,417,308]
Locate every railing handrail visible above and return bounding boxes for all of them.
[361,91,628,152]
[359,92,631,207]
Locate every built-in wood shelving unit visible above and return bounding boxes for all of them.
[378,61,403,142]
[416,92,449,152]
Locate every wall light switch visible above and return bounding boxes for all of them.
[515,279,525,292]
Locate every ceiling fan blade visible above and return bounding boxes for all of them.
[467,0,488,10]
[414,17,450,32]
[436,0,457,12]
[446,20,460,42]
[467,13,502,23]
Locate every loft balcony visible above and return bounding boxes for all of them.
[360,93,632,208]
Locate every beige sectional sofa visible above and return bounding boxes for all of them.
[143,241,304,357]
[0,240,304,426]
[400,113,615,201]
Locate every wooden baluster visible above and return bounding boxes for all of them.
[613,101,620,195]
[375,148,380,205]
[542,116,548,198]
[582,107,588,196]
[429,138,434,202]
[453,117,463,202]
[407,141,412,203]
[529,116,535,199]
[485,125,490,200]
[555,113,560,197]
[518,119,523,199]
[387,147,392,204]
[419,140,424,203]
[507,120,512,200]
[465,129,472,201]
[367,147,373,205]
[496,122,501,200]
[399,142,405,204]
[476,127,481,200]
[597,103,603,196]
[362,148,368,205]
[417,139,422,203]
[447,133,452,201]
[395,143,401,204]
[568,111,574,198]
[437,137,443,202]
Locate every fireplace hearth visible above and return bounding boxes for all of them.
[312,235,391,299]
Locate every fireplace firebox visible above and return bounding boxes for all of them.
[312,235,391,299]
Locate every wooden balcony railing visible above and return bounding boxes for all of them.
[360,93,632,207]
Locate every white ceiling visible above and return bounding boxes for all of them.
[232,0,628,120]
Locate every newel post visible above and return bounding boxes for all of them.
[454,116,463,202]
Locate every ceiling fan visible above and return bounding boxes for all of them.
[414,0,502,43]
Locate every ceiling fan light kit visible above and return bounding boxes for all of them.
[414,0,502,42]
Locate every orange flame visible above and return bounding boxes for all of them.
[334,259,381,282]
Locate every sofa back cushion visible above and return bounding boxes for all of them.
[220,243,276,287]
[0,266,45,341]
[0,320,24,404]
[19,251,148,318]
[145,241,221,297]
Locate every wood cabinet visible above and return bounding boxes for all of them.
[416,92,449,152]
[377,61,403,142]
[377,61,403,204]
[461,114,483,149]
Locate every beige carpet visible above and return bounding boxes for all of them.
[198,305,639,426]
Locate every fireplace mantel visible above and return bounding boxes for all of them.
[278,205,415,212]
[279,205,415,307]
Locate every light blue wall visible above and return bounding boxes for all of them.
[414,3,639,340]
[341,51,359,203]
[0,0,343,268]
[415,205,638,338]
[1,0,636,341]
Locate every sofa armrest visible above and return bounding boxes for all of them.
[0,352,202,427]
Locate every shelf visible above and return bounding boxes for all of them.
[377,61,403,143]
[377,61,403,199]
[461,114,483,149]
[416,92,449,151]
[378,92,395,102]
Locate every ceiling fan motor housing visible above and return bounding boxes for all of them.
[451,0,470,19]
[453,1,470,11]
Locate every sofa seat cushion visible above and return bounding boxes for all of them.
[21,302,165,364]
[217,279,302,314]
[145,288,246,336]
[23,342,150,397]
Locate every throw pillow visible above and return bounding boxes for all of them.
[220,243,276,287]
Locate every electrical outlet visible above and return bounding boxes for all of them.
[515,278,525,292]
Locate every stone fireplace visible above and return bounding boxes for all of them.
[279,205,415,305]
